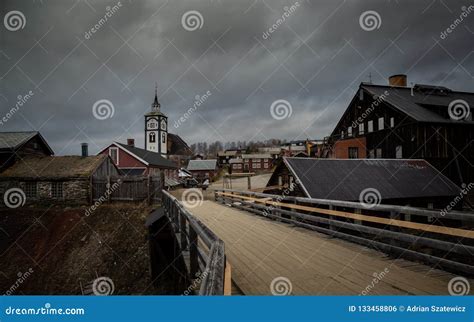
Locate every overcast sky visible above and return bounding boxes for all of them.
[1,0,473,155]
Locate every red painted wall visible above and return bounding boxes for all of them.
[100,146,147,168]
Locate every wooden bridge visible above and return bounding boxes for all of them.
[159,189,474,295]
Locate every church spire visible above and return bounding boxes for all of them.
[152,82,160,111]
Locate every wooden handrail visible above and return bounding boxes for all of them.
[162,190,227,295]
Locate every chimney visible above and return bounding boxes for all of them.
[81,143,88,157]
[127,138,135,147]
[388,74,407,87]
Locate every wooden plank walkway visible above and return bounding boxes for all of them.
[184,200,473,295]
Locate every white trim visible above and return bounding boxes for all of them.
[283,157,312,198]
[112,142,150,166]
[109,147,119,165]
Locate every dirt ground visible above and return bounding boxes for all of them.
[0,203,159,295]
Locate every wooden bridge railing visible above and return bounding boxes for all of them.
[215,188,474,276]
[162,190,226,295]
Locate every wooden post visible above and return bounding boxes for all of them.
[189,226,198,278]
[180,212,187,250]
[107,176,111,203]
[247,176,251,190]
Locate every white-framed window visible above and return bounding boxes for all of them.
[51,182,63,199]
[234,164,242,169]
[341,131,345,139]
[252,162,261,169]
[359,123,364,135]
[263,162,269,168]
[396,145,403,159]
[109,147,119,165]
[149,132,156,143]
[390,117,395,128]
[368,120,374,133]
[368,149,375,158]
[347,127,353,137]
[378,117,384,130]
[376,148,383,158]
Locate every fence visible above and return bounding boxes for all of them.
[215,188,474,276]
[162,190,228,295]
[92,175,162,203]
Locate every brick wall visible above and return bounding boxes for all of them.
[331,137,367,159]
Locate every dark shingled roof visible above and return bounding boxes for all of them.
[0,131,54,154]
[361,84,474,124]
[283,157,460,201]
[168,133,192,156]
[0,155,108,178]
[115,142,177,169]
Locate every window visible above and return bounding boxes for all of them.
[347,127,353,137]
[376,148,383,158]
[252,162,261,169]
[390,117,395,128]
[368,149,375,158]
[396,145,403,159]
[162,133,166,143]
[378,117,384,130]
[359,123,364,135]
[368,120,374,133]
[24,182,37,198]
[263,162,269,168]
[348,147,359,159]
[341,131,344,139]
[51,182,63,199]
[109,147,118,165]
[149,132,156,143]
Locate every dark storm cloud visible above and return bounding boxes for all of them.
[0,0,473,155]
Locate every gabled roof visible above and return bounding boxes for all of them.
[0,131,54,154]
[187,159,217,171]
[280,157,460,201]
[113,142,177,169]
[361,83,474,124]
[0,155,109,179]
[168,133,192,156]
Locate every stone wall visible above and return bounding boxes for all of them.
[0,178,90,207]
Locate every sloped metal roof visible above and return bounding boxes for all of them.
[284,157,460,201]
[187,159,217,171]
[115,142,177,169]
[362,84,474,124]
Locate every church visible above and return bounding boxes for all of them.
[98,87,192,178]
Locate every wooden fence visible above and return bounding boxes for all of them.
[92,175,162,203]
[215,188,474,276]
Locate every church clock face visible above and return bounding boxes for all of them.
[147,119,158,130]
[161,119,167,131]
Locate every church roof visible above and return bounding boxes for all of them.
[168,133,192,156]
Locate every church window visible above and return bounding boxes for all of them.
[150,132,156,143]
[162,133,166,143]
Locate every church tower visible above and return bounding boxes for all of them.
[145,85,167,157]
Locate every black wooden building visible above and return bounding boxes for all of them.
[326,75,473,189]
